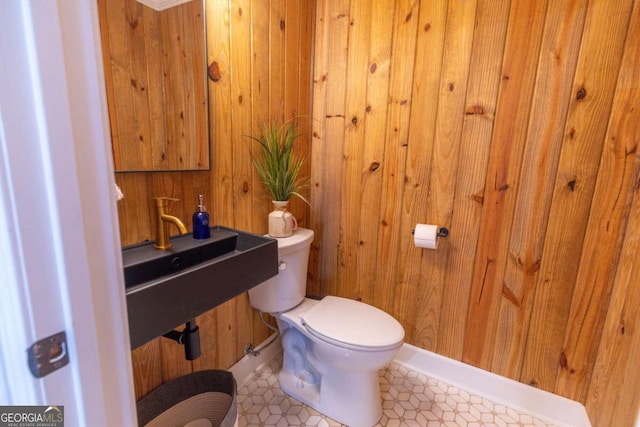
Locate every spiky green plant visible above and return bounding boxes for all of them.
[249,118,310,205]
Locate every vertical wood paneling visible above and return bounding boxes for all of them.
[109,0,640,423]
[442,0,511,365]
[306,0,326,298]
[206,0,238,373]
[544,1,633,400]
[296,0,314,228]
[521,0,633,393]
[111,0,314,400]
[504,0,587,391]
[372,0,420,319]
[250,0,271,237]
[413,0,478,351]
[99,0,208,171]
[230,0,255,358]
[482,0,548,379]
[559,0,640,403]
[284,0,301,120]
[130,341,162,398]
[338,0,373,300]
[270,0,286,120]
[586,154,640,425]
[161,5,208,169]
[353,0,395,306]
[403,0,447,348]
[311,0,640,424]
[309,0,350,297]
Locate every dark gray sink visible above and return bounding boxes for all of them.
[123,226,278,349]
[123,228,239,287]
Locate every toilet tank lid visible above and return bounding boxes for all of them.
[273,227,314,255]
[301,296,405,349]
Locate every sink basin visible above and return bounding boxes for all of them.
[123,228,239,287]
[123,226,278,349]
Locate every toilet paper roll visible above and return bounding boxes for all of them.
[413,223,439,249]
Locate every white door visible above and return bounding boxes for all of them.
[0,1,136,425]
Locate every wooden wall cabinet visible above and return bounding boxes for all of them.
[99,0,209,171]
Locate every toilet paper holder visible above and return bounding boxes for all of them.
[411,226,449,238]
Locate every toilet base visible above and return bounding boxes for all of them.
[278,365,382,427]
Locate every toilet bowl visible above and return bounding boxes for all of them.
[247,228,404,427]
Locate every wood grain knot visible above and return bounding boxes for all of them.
[559,352,576,373]
[472,191,484,204]
[369,63,377,73]
[242,181,249,193]
[576,87,587,100]
[369,162,380,171]
[559,352,568,370]
[625,144,637,156]
[526,259,541,275]
[567,179,576,191]
[280,20,285,30]
[502,284,520,308]
[208,62,221,82]
[465,105,485,115]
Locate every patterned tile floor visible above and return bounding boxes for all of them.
[237,354,558,427]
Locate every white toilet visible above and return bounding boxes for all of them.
[247,228,404,427]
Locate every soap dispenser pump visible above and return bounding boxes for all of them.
[192,195,211,239]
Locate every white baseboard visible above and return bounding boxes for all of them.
[395,343,591,427]
[230,336,592,427]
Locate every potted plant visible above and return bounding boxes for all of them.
[250,117,309,237]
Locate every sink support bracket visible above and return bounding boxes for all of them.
[162,320,201,360]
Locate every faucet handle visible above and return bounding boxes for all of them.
[154,196,180,207]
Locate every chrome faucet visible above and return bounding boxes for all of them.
[154,197,187,250]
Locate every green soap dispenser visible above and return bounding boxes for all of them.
[192,195,210,239]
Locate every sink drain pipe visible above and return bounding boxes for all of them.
[163,320,201,360]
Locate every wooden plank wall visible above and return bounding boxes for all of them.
[310,0,640,425]
[107,0,640,423]
[111,0,313,400]
[99,0,209,171]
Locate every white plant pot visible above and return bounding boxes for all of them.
[268,201,297,238]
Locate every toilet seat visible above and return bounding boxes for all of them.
[301,296,404,352]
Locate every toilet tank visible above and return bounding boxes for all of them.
[247,228,314,313]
